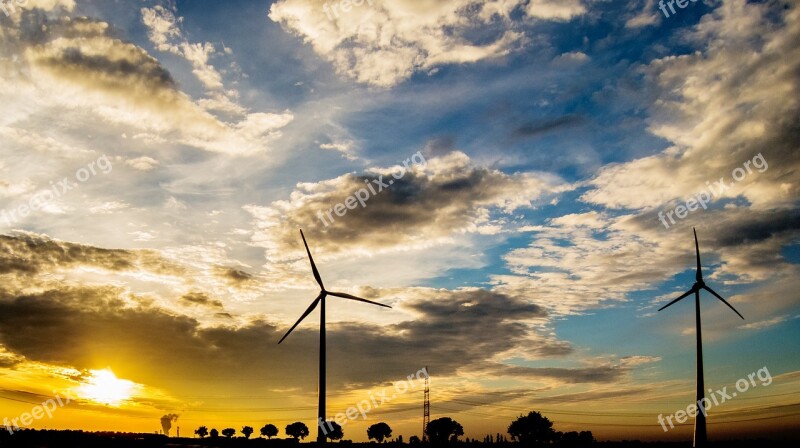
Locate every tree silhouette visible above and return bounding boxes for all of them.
[426,417,463,444]
[285,422,309,440]
[409,435,421,444]
[209,429,219,438]
[323,420,343,442]
[367,422,392,443]
[508,411,556,445]
[559,430,595,447]
[221,428,236,439]
[241,426,254,439]
[194,426,208,438]
[260,424,279,439]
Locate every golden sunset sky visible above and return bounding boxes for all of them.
[1,0,799,443]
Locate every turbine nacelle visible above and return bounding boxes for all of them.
[278,229,391,345]
[658,227,744,320]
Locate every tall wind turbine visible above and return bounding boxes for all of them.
[658,228,744,448]
[278,229,391,444]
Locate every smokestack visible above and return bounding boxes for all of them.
[160,414,179,436]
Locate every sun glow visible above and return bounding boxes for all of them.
[76,369,136,406]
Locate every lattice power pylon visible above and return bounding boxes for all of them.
[422,366,430,441]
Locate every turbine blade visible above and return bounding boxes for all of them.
[300,229,324,290]
[694,227,703,281]
[278,293,324,344]
[658,287,695,312]
[702,285,745,320]
[328,291,392,308]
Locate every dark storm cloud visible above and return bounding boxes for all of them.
[0,235,605,394]
[17,14,176,91]
[250,152,564,256]
[328,289,548,386]
[50,46,176,90]
[0,285,318,394]
[0,233,185,277]
[0,281,607,398]
[709,209,800,248]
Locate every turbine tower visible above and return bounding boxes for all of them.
[278,229,391,444]
[422,365,430,441]
[658,228,744,448]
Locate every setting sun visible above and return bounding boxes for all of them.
[76,369,136,406]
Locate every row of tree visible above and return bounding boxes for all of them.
[193,421,393,443]
[191,411,592,445]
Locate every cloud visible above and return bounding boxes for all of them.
[125,156,159,171]
[515,114,585,138]
[0,233,182,277]
[268,0,587,87]
[0,233,632,392]
[619,355,661,367]
[740,314,797,331]
[494,365,625,384]
[0,346,24,369]
[89,201,130,214]
[141,5,223,90]
[625,0,660,29]
[245,150,567,267]
[492,1,800,320]
[551,51,590,66]
[581,1,799,211]
[320,141,358,160]
[0,277,617,400]
[526,0,586,21]
[214,266,255,286]
[180,292,224,309]
[0,12,293,155]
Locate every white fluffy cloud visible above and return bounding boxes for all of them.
[582,1,799,211]
[0,11,293,156]
[269,0,587,87]
[492,1,800,321]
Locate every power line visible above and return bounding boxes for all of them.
[445,398,800,418]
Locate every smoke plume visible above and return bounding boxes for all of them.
[160,414,179,436]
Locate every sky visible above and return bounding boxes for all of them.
[0,0,799,443]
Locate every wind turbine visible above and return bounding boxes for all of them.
[658,227,744,448]
[278,229,391,444]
